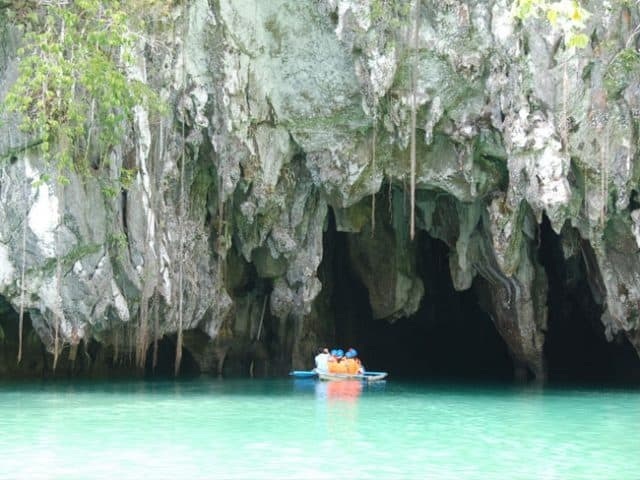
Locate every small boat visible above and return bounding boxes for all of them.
[289,370,318,378]
[289,370,387,382]
[318,371,387,382]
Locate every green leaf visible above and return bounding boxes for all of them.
[567,33,589,49]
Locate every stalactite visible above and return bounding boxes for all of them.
[68,342,78,363]
[136,296,149,369]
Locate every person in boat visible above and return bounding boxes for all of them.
[343,348,364,375]
[314,347,330,373]
[328,349,348,374]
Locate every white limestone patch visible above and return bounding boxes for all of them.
[72,260,84,276]
[134,106,151,180]
[334,0,371,41]
[133,105,160,264]
[367,47,397,99]
[27,178,59,258]
[346,157,367,186]
[111,279,130,322]
[506,109,571,228]
[491,1,516,45]
[193,86,210,128]
[186,0,216,86]
[39,276,62,317]
[533,144,571,209]
[256,125,291,188]
[631,210,640,250]
[0,243,15,288]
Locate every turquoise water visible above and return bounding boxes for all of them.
[1,378,639,479]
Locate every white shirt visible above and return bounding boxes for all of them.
[314,352,330,373]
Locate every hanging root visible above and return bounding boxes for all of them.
[409,0,420,241]
[152,292,160,372]
[371,115,377,237]
[52,316,60,371]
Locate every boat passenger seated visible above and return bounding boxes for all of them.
[343,348,364,375]
[328,349,348,374]
[314,347,330,373]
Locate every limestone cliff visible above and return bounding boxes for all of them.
[0,0,639,380]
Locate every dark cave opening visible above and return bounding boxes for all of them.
[0,296,49,378]
[539,216,640,384]
[145,335,201,378]
[328,213,515,381]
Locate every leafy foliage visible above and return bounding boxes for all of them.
[604,47,640,97]
[1,0,164,179]
[513,0,590,50]
[370,0,412,27]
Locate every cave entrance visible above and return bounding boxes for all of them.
[539,216,640,384]
[145,335,200,378]
[0,296,47,378]
[329,213,514,381]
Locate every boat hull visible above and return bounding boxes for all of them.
[318,372,387,382]
[289,370,318,378]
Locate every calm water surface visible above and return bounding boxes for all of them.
[0,378,638,479]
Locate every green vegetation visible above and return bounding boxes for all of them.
[0,1,173,367]
[513,0,590,49]
[604,47,640,98]
[1,0,164,181]
[370,0,412,28]
[108,232,129,262]
[33,243,103,276]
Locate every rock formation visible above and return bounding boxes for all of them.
[0,0,639,380]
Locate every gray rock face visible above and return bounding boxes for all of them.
[0,0,639,378]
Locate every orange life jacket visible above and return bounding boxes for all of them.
[328,360,348,374]
[344,358,361,375]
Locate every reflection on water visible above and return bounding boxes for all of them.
[315,380,362,401]
[314,380,363,441]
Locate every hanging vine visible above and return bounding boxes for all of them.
[2,1,161,178]
[175,1,189,377]
[371,113,377,236]
[52,176,65,371]
[409,0,420,241]
[17,153,28,364]
[0,1,181,372]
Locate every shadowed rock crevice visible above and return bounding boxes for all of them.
[0,296,46,378]
[539,217,640,383]
[146,335,201,378]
